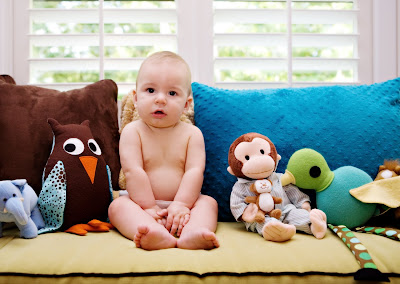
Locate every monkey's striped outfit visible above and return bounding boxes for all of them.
[230,172,313,236]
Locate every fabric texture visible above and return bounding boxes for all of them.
[0,78,120,195]
[192,78,400,221]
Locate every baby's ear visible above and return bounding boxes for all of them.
[184,96,193,112]
[132,90,137,107]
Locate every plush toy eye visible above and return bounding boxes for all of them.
[63,138,84,155]
[88,139,102,155]
[309,166,321,178]
[245,155,250,160]
[260,149,264,154]
[3,198,7,202]
[12,194,16,197]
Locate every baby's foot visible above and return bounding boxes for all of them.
[262,221,296,242]
[134,225,177,250]
[177,228,220,250]
[310,209,327,239]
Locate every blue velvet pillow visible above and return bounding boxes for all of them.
[192,78,400,221]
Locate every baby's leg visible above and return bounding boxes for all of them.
[177,195,219,250]
[108,196,176,250]
[310,209,327,239]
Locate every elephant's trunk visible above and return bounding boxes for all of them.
[5,198,28,225]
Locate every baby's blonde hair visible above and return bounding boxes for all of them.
[136,51,192,96]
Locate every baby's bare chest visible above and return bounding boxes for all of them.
[141,135,188,168]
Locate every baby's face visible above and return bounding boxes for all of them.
[135,59,192,129]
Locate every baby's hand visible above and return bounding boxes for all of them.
[164,201,190,236]
[144,205,166,225]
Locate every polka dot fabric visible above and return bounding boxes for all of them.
[38,161,67,234]
[192,78,400,221]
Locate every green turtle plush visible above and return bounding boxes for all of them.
[281,148,376,229]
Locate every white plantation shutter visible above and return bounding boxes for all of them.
[213,0,360,89]
[29,0,177,95]
[6,0,392,91]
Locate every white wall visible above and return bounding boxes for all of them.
[372,0,399,83]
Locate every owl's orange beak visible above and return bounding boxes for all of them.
[79,156,98,184]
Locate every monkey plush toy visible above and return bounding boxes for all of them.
[228,133,328,242]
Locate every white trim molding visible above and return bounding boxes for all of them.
[372,0,398,83]
[0,0,14,75]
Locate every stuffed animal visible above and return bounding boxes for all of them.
[375,159,400,180]
[281,149,394,282]
[0,179,45,238]
[228,133,327,242]
[281,148,375,229]
[245,179,282,222]
[118,90,195,190]
[38,119,113,234]
[349,159,400,227]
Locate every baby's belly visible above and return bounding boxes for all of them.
[147,167,183,201]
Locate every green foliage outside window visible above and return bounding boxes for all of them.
[31,1,356,86]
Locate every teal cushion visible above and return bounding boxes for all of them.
[192,78,400,221]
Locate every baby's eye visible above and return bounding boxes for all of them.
[169,91,177,96]
[147,88,155,93]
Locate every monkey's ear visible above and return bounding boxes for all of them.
[277,154,281,161]
[227,166,235,176]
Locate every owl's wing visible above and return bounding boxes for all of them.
[106,165,114,202]
[37,161,67,234]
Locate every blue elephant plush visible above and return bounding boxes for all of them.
[0,179,45,238]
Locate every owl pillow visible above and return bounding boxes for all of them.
[38,118,113,233]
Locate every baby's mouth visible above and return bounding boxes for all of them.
[152,110,166,117]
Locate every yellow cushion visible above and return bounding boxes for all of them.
[0,222,399,282]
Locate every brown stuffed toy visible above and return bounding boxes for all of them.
[228,133,283,223]
[118,90,195,190]
[375,159,400,181]
[245,179,282,222]
[374,160,400,222]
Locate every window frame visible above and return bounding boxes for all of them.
[0,0,398,86]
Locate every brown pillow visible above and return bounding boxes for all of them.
[0,77,120,195]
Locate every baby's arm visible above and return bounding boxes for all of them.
[120,123,163,222]
[165,126,206,235]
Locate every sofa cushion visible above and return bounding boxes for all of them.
[192,78,400,221]
[0,222,399,283]
[0,78,120,194]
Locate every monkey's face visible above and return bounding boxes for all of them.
[234,138,280,179]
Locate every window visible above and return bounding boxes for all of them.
[1,0,398,92]
[29,0,177,95]
[214,1,360,89]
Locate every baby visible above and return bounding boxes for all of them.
[108,51,219,250]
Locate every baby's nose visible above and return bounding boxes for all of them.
[155,93,167,104]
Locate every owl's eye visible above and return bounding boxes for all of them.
[63,138,84,155]
[88,139,102,155]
